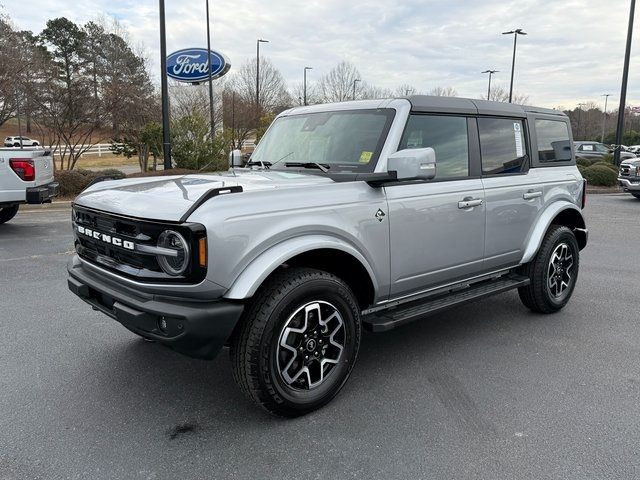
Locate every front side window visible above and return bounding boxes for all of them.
[398,114,469,180]
[535,119,572,162]
[252,109,395,173]
[478,118,528,175]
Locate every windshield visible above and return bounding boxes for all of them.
[251,109,395,172]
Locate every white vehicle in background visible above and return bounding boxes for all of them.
[626,145,640,156]
[0,148,59,224]
[4,136,40,147]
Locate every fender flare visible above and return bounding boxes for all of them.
[521,201,586,264]
[223,234,378,300]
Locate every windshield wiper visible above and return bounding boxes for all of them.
[245,160,272,169]
[284,162,331,173]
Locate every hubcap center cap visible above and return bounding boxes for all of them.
[306,339,317,352]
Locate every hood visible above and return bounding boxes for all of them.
[74,170,334,222]
[621,158,640,167]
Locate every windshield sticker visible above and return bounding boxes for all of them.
[359,151,373,164]
[514,123,524,157]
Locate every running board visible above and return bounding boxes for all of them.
[363,274,530,333]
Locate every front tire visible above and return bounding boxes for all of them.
[632,193,640,199]
[230,267,361,417]
[0,205,19,225]
[518,225,580,314]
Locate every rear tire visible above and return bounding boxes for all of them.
[230,267,361,417]
[0,205,19,225]
[632,193,640,199]
[518,225,580,314]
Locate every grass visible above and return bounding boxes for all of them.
[54,154,138,170]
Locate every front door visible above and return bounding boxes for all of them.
[386,114,486,298]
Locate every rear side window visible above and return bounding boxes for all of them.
[399,114,469,180]
[478,118,528,175]
[536,120,572,162]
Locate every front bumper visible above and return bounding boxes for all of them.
[67,256,244,360]
[26,181,59,204]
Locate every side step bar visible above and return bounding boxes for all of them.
[363,274,530,333]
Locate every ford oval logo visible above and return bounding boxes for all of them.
[166,48,231,83]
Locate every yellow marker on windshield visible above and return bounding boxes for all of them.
[359,151,373,163]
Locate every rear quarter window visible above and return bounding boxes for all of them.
[536,119,572,162]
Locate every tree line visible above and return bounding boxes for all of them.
[2,13,540,173]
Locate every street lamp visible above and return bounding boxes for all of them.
[159,0,172,169]
[601,94,612,143]
[303,66,312,106]
[482,70,499,101]
[614,0,636,165]
[577,102,587,140]
[256,39,269,110]
[502,29,527,103]
[205,0,215,137]
[352,78,360,100]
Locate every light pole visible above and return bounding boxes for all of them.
[205,0,215,137]
[577,103,587,140]
[482,70,499,100]
[256,39,269,112]
[159,0,171,170]
[601,94,612,143]
[502,29,527,103]
[352,78,360,100]
[614,0,636,165]
[303,66,312,106]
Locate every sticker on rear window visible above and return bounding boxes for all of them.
[514,123,524,157]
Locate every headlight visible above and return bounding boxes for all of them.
[156,230,190,276]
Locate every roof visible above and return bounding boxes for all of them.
[407,95,565,118]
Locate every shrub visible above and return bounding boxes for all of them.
[581,164,618,187]
[55,170,97,197]
[592,161,618,173]
[97,168,126,179]
[576,157,597,167]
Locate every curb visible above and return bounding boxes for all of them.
[21,201,73,211]
[586,188,624,195]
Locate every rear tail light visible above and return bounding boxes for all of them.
[9,159,35,181]
[581,179,587,209]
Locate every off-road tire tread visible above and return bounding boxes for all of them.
[518,225,579,314]
[230,267,360,417]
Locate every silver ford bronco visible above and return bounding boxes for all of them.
[67,96,588,416]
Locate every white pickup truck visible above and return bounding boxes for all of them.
[0,148,59,224]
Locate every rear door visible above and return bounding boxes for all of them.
[386,114,486,298]
[480,117,543,270]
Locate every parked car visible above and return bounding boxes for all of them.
[618,158,640,199]
[67,96,588,416]
[0,148,59,224]
[3,136,40,147]
[574,141,636,161]
[625,145,640,156]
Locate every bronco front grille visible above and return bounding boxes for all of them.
[72,205,207,283]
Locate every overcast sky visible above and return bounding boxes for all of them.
[3,0,638,109]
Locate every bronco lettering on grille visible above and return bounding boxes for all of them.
[77,225,135,250]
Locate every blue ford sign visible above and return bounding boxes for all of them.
[166,48,231,83]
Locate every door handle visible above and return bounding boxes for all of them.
[523,190,543,200]
[458,198,483,209]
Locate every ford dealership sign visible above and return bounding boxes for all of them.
[166,48,230,83]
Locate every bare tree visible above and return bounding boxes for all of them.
[485,85,529,105]
[170,80,224,130]
[394,84,421,96]
[428,86,458,97]
[222,87,258,151]
[230,57,290,113]
[318,61,364,102]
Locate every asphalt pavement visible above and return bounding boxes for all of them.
[1,195,639,480]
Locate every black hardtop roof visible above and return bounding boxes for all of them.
[406,95,565,118]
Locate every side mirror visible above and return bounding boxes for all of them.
[229,149,243,168]
[387,148,436,181]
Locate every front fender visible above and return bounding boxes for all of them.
[223,235,378,300]
[521,201,585,264]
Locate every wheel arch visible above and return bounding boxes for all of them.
[223,235,378,309]
[521,202,587,264]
